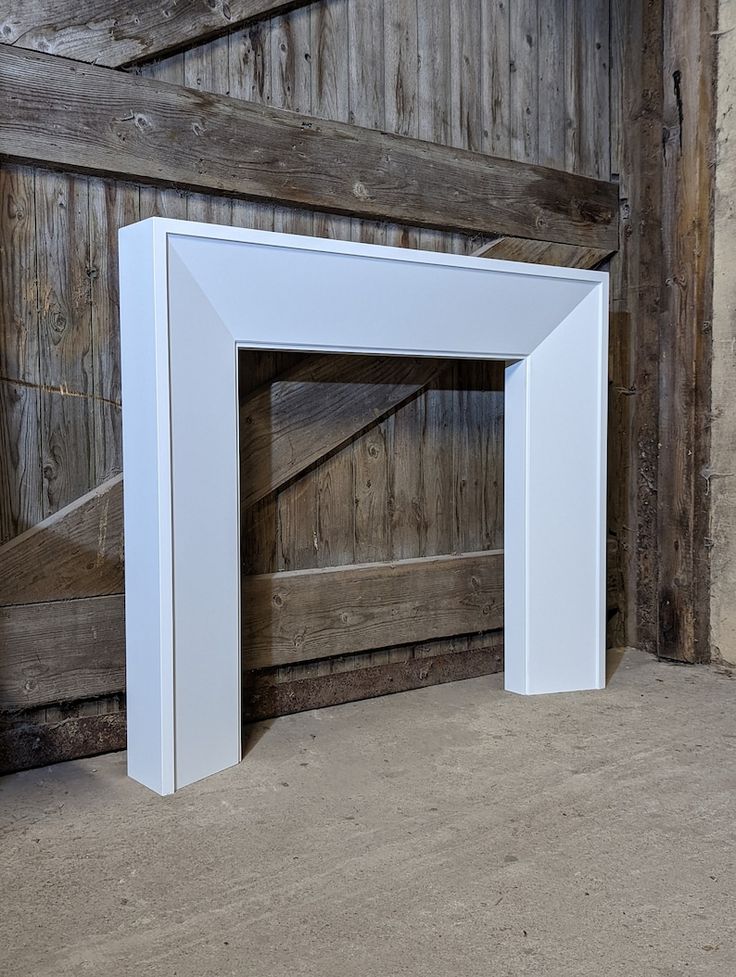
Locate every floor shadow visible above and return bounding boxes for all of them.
[606,647,627,684]
[241,718,276,759]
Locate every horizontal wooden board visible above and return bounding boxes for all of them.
[241,355,445,507]
[0,595,125,709]
[0,47,619,249]
[0,710,126,775]
[244,631,504,721]
[0,474,124,607]
[475,238,613,268]
[0,630,503,772]
[0,541,621,713]
[242,550,504,668]
[0,0,313,68]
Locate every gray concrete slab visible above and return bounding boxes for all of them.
[1,649,734,977]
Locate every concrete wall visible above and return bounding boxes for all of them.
[711,0,736,664]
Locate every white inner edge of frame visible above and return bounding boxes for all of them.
[119,218,609,796]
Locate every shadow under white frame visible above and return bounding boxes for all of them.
[119,218,609,796]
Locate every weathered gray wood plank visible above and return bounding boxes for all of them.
[244,631,504,721]
[0,165,38,385]
[242,550,504,669]
[0,709,126,774]
[0,595,125,709]
[88,178,140,483]
[474,237,613,269]
[0,46,619,249]
[0,378,43,545]
[0,474,124,607]
[0,0,316,68]
[657,0,717,662]
[241,354,444,508]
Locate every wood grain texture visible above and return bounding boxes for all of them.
[88,178,140,482]
[509,0,539,163]
[228,21,276,237]
[240,352,305,576]
[481,1,511,159]
[0,474,124,606]
[474,237,613,269]
[347,0,387,240]
[453,362,503,553]
[240,354,444,508]
[657,0,717,662]
[354,420,389,564]
[0,46,619,249]
[0,709,126,774]
[0,595,125,709]
[242,550,504,669]
[607,0,663,655]
[0,379,43,544]
[383,0,418,249]
[420,372,454,557]
[184,33,234,227]
[416,0,450,255]
[0,0,316,68]
[450,0,482,155]
[0,164,42,543]
[0,165,38,384]
[243,631,504,721]
[449,0,483,257]
[389,395,423,560]
[35,170,95,516]
[538,0,566,168]
[564,0,611,180]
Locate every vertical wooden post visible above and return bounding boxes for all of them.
[658,0,717,662]
[608,0,665,656]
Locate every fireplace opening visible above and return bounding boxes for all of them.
[238,350,505,725]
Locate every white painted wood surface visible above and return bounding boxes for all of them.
[119,218,609,795]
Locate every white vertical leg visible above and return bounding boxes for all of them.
[167,246,242,790]
[503,357,531,693]
[120,227,242,795]
[119,220,177,794]
[504,288,608,694]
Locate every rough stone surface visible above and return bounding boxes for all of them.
[1,650,734,977]
[712,0,736,665]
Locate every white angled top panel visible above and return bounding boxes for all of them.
[167,223,600,359]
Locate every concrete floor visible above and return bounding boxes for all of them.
[1,649,734,977]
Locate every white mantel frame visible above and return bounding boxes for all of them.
[119,218,609,796]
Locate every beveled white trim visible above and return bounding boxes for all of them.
[119,218,608,795]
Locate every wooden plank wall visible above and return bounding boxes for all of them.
[0,0,616,768]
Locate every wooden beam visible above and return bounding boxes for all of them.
[244,633,504,721]
[657,0,717,662]
[0,1,314,68]
[241,355,445,508]
[0,473,123,607]
[0,46,619,249]
[0,595,125,709]
[0,539,622,712]
[0,633,505,774]
[242,551,504,669]
[473,238,614,269]
[0,710,126,775]
[607,0,664,656]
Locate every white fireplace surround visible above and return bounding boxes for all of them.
[119,218,609,796]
